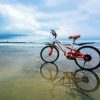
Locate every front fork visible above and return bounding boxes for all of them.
[49,46,54,56]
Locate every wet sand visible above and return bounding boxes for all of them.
[0,45,100,100]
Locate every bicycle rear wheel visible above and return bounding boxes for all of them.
[75,46,100,70]
[40,46,59,63]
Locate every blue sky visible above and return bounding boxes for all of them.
[0,0,100,42]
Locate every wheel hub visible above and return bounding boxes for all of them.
[84,54,92,61]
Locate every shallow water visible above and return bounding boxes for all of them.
[0,45,100,100]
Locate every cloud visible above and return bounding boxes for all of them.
[0,4,39,33]
[0,0,100,42]
[35,0,100,37]
[78,0,100,14]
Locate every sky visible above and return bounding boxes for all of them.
[0,0,100,42]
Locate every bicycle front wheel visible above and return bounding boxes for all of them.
[40,46,59,63]
[75,46,100,70]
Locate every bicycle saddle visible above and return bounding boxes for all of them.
[69,35,80,40]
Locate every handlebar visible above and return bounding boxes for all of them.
[50,29,57,39]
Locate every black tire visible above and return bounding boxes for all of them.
[74,69,99,92]
[40,46,59,63]
[75,46,100,70]
[40,62,59,80]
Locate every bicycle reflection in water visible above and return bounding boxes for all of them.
[40,63,100,98]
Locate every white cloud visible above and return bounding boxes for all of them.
[0,0,100,42]
[36,0,100,37]
[78,0,100,14]
[0,4,39,33]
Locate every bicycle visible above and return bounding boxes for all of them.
[40,30,100,70]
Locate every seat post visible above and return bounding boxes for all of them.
[73,39,76,45]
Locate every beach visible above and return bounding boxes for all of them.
[0,43,100,100]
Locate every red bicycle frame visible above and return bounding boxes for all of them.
[49,41,85,59]
[67,48,85,59]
